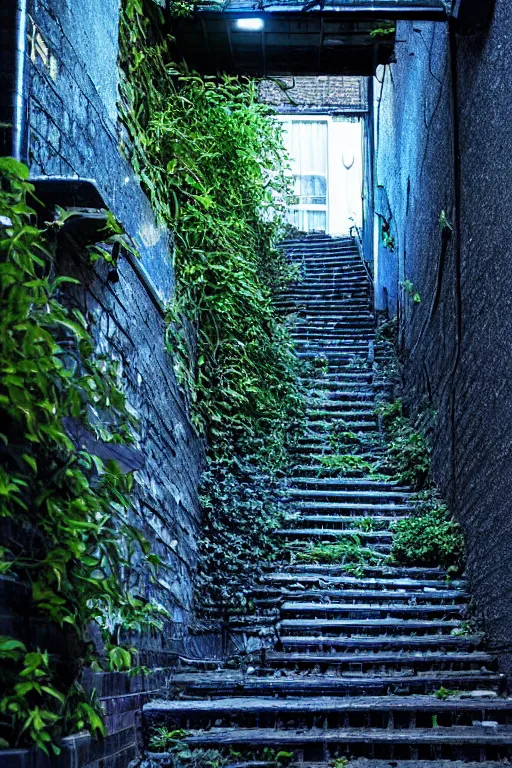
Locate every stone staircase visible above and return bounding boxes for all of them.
[143,235,512,766]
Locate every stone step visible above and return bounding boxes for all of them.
[263,651,495,673]
[281,515,399,530]
[289,465,384,478]
[169,672,504,698]
[289,502,412,514]
[276,528,393,546]
[144,695,512,732]
[287,478,406,490]
[286,488,411,502]
[175,725,512,761]
[305,412,377,424]
[279,634,482,653]
[254,587,468,605]
[279,602,464,620]
[280,564,453,579]
[266,572,466,591]
[279,617,465,637]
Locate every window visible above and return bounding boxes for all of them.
[281,119,328,233]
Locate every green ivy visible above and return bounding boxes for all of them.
[0,158,164,752]
[119,1,305,610]
[391,494,465,571]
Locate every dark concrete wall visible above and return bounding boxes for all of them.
[1,0,204,764]
[374,2,512,670]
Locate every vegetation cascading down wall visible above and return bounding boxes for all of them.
[120,0,305,613]
[0,0,304,750]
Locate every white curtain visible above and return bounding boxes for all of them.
[282,120,328,233]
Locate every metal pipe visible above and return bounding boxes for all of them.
[12,0,29,162]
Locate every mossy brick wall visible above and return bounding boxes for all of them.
[1,0,204,765]
[24,0,204,633]
[374,1,512,672]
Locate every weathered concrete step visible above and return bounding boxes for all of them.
[267,572,466,590]
[170,672,504,698]
[293,335,373,344]
[290,502,412,514]
[305,410,377,421]
[286,278,368,288]
[275,528,393,555]
[281,564,455,579]
[295,304,372,312]
[254,589,468,608]
[296,355,372,365]
[279,618,465,636]
[281,515,398,530]
[304,416,378,430]
[287,488,411,502]
[178,726,512,761]
[297,309,373,318]
[287,478,407,490]
[280,634,483,653]
[291,279,368,289]
[296,428,380,444]
[145,693,511,723]
[264,651,494,673]
[300,392,374,403]
[295,343,372,352]
[302,376,374,387]
[276,529,393,546]
[280,602,463,620]
[293,326,374,335]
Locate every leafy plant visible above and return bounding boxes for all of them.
[379,400,430,489]
[148,727,189,753]
[292,536,385,567]
[401,279,421,304]
[391,497,465,570]
[435,687,459,700]
[119,1,305,611]
[0,158,164,752]
[318,454,374,474]
[369,22,396,38]
[439,210,453,234]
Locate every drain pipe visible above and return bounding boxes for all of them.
[2,0,29,161]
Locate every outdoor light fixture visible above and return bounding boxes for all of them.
[235,18,264,31]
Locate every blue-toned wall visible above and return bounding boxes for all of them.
[1,2,204,764]
[374,1,512,671]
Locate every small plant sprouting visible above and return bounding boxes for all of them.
[435,687,460,700]
[370,21,396,38]
[440,209,453,234]
[401,279,421,304]
[291,536,386,567]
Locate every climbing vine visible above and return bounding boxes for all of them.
[0,159,164,753]
[119,0,305,610]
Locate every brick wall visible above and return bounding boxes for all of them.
[374,3,512,673]
[258,76,368,112]
[1,0,204,764]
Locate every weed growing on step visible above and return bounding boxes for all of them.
[451,620,474,637]
[318,454,375,475]
[120,1,306,612]
[146,733,294,768]
[391,497,465,571]
[291,535,385,568]
[354,517,392,533]
[377,400,430,489]
[376,343,467,572]
[435,686,460,700]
